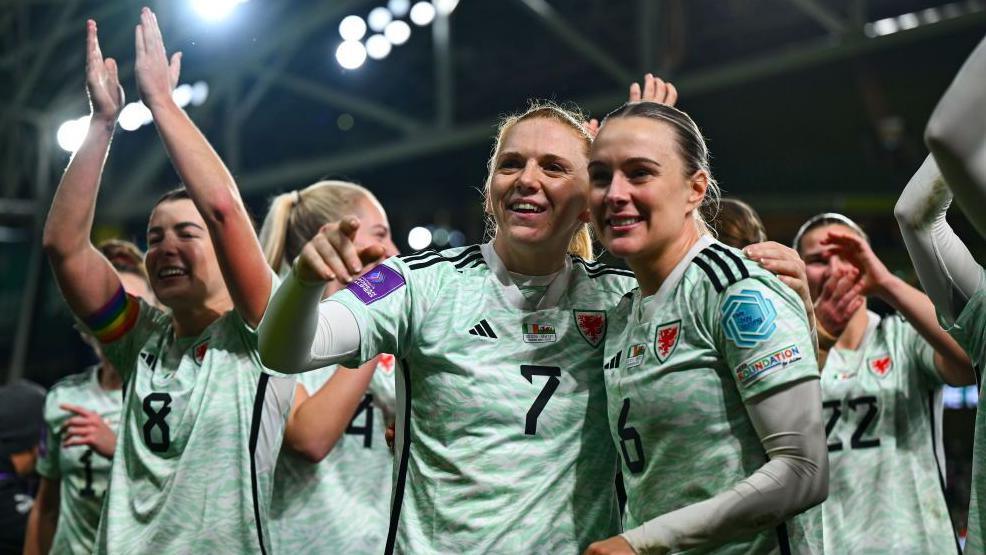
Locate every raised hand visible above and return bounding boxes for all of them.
[86,19,124,123]
[61,403,117,458]
[813,267,865,337]
[294,217,389,285]
[821,230,893,297]
[629,73,678,107]
[744,241,813,320]
[134,7,182,110]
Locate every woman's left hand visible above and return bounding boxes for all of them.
[134,7,182,110]
[61,403,117,458]
[821,230,894,297]
[744,241,813,319]
[583,536,641,555]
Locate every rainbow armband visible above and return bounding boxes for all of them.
[83,286,140,343]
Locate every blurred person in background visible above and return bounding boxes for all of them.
[896,35,986,553]
[794,212,975,553]
[23,240,154,555]
[259,181,398,554]
[0,381,45,554]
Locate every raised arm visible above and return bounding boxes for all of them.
[824,230,976,386]
[43,20,125,319]
[135,8,270,327]
[895,154,984,326]
[925,36,986,237]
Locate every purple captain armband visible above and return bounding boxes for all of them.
[346,265,406,305]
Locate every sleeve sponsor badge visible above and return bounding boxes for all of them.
[868,355,893,377]
[655,320,681,363]
[736,344,803,386]
[574,310,606,347]
[347,265,406,305]
[722,289,777,348]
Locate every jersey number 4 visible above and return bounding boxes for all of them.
[823,396,880,452]
[142,392,173,453]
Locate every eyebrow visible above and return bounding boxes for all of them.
[147,222,206,234]
[622,157,661,167]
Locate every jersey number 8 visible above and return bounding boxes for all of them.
[142,392,173,453]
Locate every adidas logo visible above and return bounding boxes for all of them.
[468,319,497,339]
[603,351,622,370]
[139,351,157,369]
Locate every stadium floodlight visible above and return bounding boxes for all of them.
[190,81,210,106]
[407,226,432,250]
[388,0,411,17]
[56,116,91,153]
[118,103,145,131]
[172,83,193,108]
[365,34,392,60]
[339,15,368,41]
[368,7,393,32]
[384,20,411,45]
[409,1,436,26]
[335,40,367,69]
[191,0,247,22]
[433,0,459,16]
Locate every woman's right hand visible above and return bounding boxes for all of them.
[294,217,388,285]
[86,19,124,124]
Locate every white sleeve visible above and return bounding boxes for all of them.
[621,379,828,554]
[257,270,361,373]
[925,36,986,238]
[895,154,985,325]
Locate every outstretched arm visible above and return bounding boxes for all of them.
[135,8,271,327]
[925,36,986,237]
[43,20,126,320]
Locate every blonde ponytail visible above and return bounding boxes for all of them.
[258,192,297,274]
[568,225,594,261]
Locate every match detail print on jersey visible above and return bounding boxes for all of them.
[347,265,406,305]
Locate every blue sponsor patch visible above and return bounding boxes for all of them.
[347,265,405,305]
[722,289,777,348]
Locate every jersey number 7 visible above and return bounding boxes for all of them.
[521,365,561,435]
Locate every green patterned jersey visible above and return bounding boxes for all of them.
[270,355,397,554]
[36,366,121,554]
[86,293,295,555]
[945,267,986,554]
[604,237,823,554]
[330,242,636,554]
[820,310,955,554]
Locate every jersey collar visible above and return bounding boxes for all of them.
[481,242,572,311]
[638,234,715,323]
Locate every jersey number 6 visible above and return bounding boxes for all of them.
[521,365,561,435]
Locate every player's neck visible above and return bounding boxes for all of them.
[492,236,567,276]
[834,303,870,351]
[627,228,701,297]
[98,362,123,391]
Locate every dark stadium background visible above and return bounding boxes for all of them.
[2,0,984,538]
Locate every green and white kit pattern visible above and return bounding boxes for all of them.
[36,366,121,554]
[604,236,823,554]
[820,310,956,554]
[945,267,986,554]
[270,356,397,554]
[330,242,636,553]
[91,298,295,555]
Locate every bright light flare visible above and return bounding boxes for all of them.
[388,0,411,17]
[365,34,392,60]
[368,7,393,32]
[433,0,459,16]
[336,40,367,69]
[339,15,367,41]
[409,1,436,26]
[56,116,91,153]
[384,20,411,45]
[407,226,432,250]
[191,0,247,22]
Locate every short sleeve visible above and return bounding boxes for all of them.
[898,316,945,389]
[328,258,422,367]
[944,284,986,370]
[79,289,167,382]
[35,394,61,480]
[713,276,820,401]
